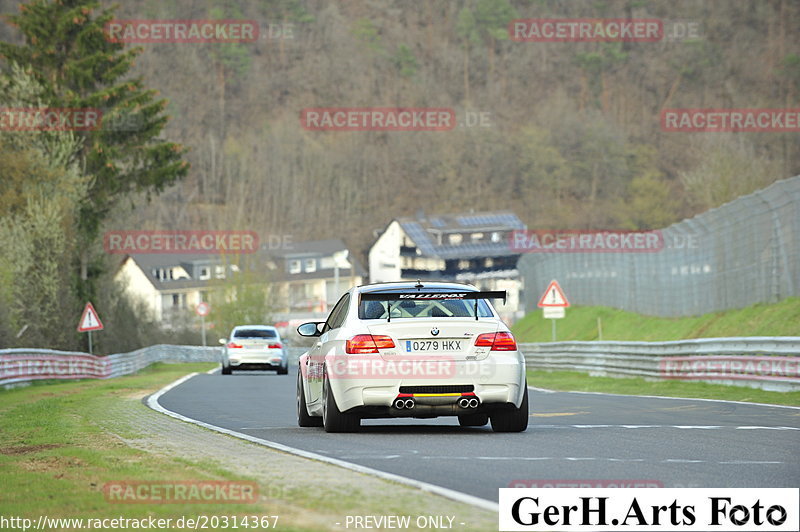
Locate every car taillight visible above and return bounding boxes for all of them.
[346,334,395,354]
[474,332,517,351]
[491,331,517,350]
[226,342,243,348]
[474,333,495,347]
[268,342,283,349]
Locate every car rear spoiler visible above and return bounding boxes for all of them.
[360,291,507,321]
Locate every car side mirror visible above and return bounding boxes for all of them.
[218,338,227,345]
[297,322,323,337]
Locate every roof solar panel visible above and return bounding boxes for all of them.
[456,213,524,228]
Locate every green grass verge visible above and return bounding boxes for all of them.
[512,297,800,342]
[528,370,800,406]
[0,364,495,531]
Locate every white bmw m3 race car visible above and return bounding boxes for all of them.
[296,281,528,433]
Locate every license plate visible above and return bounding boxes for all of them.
[245,344,265,349]
[404,339,462,352]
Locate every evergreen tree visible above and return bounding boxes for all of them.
[0,0,189,298]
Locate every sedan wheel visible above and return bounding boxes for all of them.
[297,370,322,427]
[322,372,360,433]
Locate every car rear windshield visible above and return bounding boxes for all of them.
[233,328,277,339]
[358,295,493,319]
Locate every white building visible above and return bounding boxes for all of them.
[113,239,365,328]
[368,211,526,323]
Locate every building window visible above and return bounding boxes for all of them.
[199,267,210,280]
[458,259,470,270]
[491,232,501,242]
[215,265,226,279]
[448,233,463,245]
[471,232,484,242]
[485,258,494,267]
[289,260,301,274]
[172,294,180,307]
[305,258,316,272]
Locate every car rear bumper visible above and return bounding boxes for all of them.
[227,349,286,367]
[327,352,526,413]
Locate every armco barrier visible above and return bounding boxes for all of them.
[3,341,799,392]
[0,345,309,387]
[520,337,800,392]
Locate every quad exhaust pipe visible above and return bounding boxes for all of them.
[393,398,415,409]
[458,397,480,409]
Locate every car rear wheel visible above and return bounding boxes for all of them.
[297,371,322,427]
[322,372,360,433]
[490,388,529,433]
[221,364,232,375]
[277,364,288,375]
[458,412,489,427]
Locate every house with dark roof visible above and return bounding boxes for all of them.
[113,239,365,327]
[368,211,526,322]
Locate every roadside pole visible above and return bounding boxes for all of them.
[196,302,210,347]
[77,302,104,355]
[538,281,569,342]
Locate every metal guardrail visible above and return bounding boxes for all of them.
[0,345,309,387]
[519,338,800,392]
[2,341,798,392]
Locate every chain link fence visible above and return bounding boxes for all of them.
[518,175,800,316]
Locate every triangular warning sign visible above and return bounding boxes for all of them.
[77,302,104,332]
[537,280,570,308]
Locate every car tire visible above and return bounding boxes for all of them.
[277,364,288,375]
[297,370,322,427]
[322,372,360,433]
[458,412,489,427]
[490,388,529,433]
[221,364,232,375]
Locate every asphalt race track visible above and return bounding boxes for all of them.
[155,367,800,503]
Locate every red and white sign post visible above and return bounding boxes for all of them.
[77,302,104,354]
[537,280,570,342]
[195,302,210,347]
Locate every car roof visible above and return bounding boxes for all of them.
[232,325,278,330]
[356,281,479,293]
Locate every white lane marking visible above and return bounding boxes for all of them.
[719,460,784,465]
[528,385,800,411]
[339,455,401,460]
[147,373,497,513]
[422,456,786,465]
[534,424,800,431]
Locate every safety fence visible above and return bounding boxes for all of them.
[518,175,800,317]
[519,337,800,392]
[0,345,308,387]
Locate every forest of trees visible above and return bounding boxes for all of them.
[99,1,798,238]
[0,0,798,351]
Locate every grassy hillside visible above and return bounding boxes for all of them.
[512,297,800,342]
